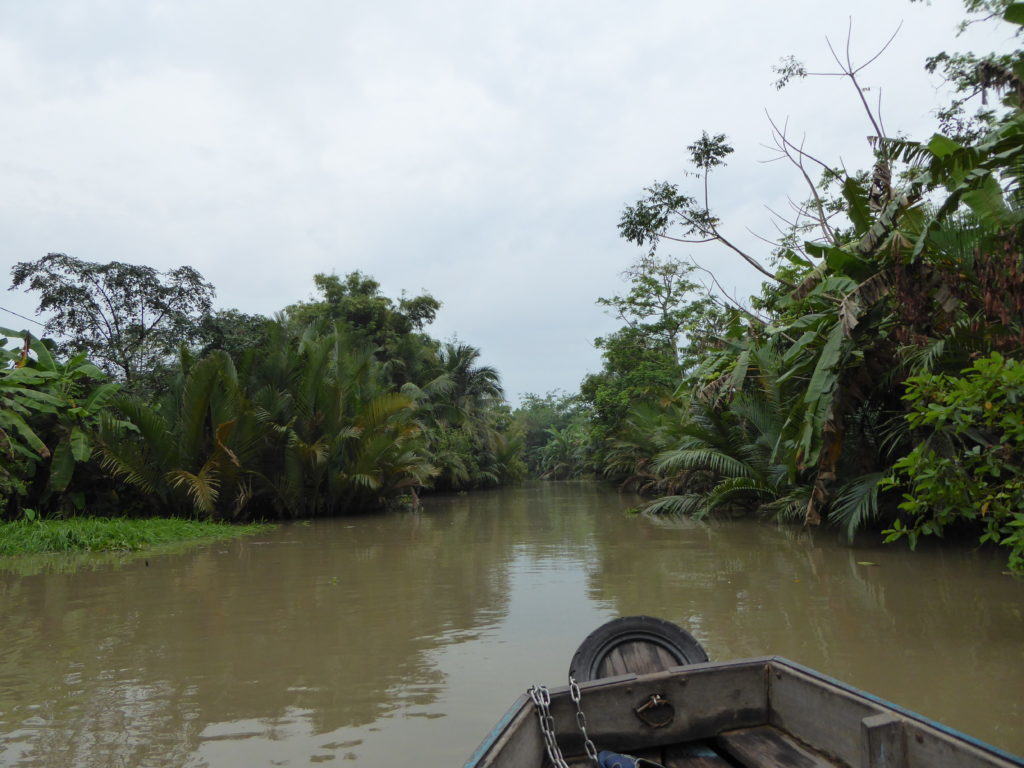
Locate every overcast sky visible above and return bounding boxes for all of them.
[0,1,1012,401]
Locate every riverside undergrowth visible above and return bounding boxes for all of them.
[0,517,271,556]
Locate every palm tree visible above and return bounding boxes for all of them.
[98,322,437,518]
[98,351,257,517]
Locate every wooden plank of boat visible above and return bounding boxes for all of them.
[768,658,1024,768]
[548,659,769,757]
[717,725,838,768]
[662,742,732,767]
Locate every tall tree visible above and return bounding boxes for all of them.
[595,255,721,369]
[583,256,726,431]
[10,253,214,388]
[284,272,440,347]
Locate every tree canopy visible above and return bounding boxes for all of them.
[10,253,214,388]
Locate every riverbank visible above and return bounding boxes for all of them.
[0,517,272,556]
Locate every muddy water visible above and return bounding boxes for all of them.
[0,482,1021,767]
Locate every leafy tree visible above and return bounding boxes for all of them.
[0,328,122,517]
[406,342,523,490]
[545,0,1024,571]
[911,0,1022,141]
[284,272,440,349]
[513,391,588,473]
[883,354,1024,572]
[583,255,725,431]
[596,255,720,369]
[619,132,791,287]
[198,309,273,358]
[97,322,438,518]
[433,342,503,421]
[10,253,214,389]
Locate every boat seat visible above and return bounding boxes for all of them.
[717,725,840,768]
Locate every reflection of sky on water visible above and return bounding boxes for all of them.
[1,482,1022,767]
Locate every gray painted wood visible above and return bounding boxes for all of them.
[476,698,542,768]
[768,662,876,767]
[547,660,769,756]
[718,725,840,768]
[860,713,906,768]
[767,659,1024,768]
[904,723,1024,768]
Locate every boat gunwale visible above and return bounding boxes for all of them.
[462,656,1024,768]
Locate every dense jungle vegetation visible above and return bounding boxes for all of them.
[518,1,1024,572]
[1,265,525,523]
[2,0,1023,573]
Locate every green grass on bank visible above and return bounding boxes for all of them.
[0,517,272,556]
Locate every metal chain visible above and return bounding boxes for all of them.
[528,677,600,768]
[569,676,600,765]
[528,684,570,768]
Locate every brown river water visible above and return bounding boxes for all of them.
[1,482,1022,767]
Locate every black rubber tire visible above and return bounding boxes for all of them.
[568,615,709,683]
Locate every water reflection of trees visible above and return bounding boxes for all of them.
[0,501,518,768]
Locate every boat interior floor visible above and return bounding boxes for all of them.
[563,724,839,768]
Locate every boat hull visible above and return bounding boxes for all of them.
[465,656,1023,768]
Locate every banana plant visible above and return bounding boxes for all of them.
[1,328,121,511]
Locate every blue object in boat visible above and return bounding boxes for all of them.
[597,750,663,768]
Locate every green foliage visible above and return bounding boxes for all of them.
[535,1,1024,571]
[640,361,812,522]
[198,309,273,358]
[0,516,270,555]
[882,354,1024,572]
[913,0,1024,141]
[10,253,214,391]
[411,342,525,490]
[284,271,440,353]
[513,390,586,473]
[537,422,593,480]
[584,255,729,434]
[0,328,123,516]
[97,323,438,518]
[3,261,522,522]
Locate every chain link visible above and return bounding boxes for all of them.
[528,677,600,767]
[528,684,570,768]
[569,676,600,764]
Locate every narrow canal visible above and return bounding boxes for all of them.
[1,482,1021,767]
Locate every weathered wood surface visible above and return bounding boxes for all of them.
[547,659,769,756]
[474,696,542,768]
[860,713,906,768]
[768,663,875,767]
[663,742,732,767]
[903,723,1024,768]
[597,640,679,678]
[767,659,1024,768]
[717,725,840,768]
